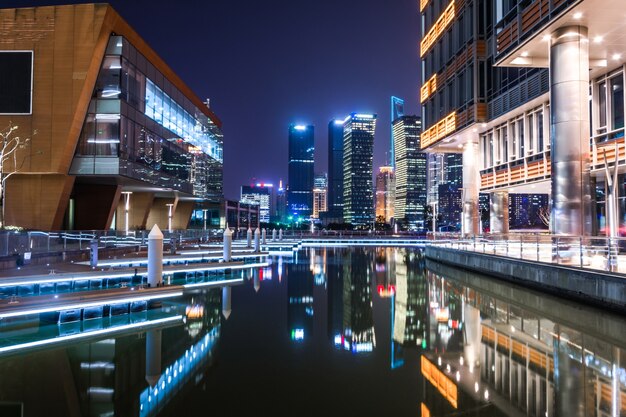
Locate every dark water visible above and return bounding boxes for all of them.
[0,247,624,417]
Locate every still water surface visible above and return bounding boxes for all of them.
[0,247,624,416]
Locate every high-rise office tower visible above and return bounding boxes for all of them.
[390,97,405,167]
[343,113,376,227]
[276,179,287,223]
[327,119,345,219]
[375,166,395,223]
[288,124,314,218]
[240,183,274,224]
[393,115,427,229]
[312,173,328,219]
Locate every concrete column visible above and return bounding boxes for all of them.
[246,227,252,248]
[272,228,276,241]
[222,286,232,319]
[262,228,267,244]
[462,142,480,236]
[550,26,592,236]
[490,191,509,234]
[223,225,232,262]
[279,229,283,241]
[147,224,163,287]
[145,329,162,387]
[254,227,260,252]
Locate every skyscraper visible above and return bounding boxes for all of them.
[276,179,287,223]
[393,115,427,230]
[390,97,405,167]
[343,113,376,227]
[312,173,328,219]
[327,119,345,219]
[288,124,314,218]
[241,183,274,224]
[375,166,395,223]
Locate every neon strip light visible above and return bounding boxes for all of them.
[183,278,243,289]
[95,253,267,267]
[420,1,455,57]
[420,0,430,12]
[0,292,183,319]
[165,261,269,275]
[421,112,457,149]
[0,315,182,353]
[420,74,437,103]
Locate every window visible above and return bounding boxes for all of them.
[0,51,33,114]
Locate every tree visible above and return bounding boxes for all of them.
[0,123,32,228]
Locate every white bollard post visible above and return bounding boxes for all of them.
[148,224,163,287]
[272,228,276,242]
[222,286,232,319]
[223,225,232,262]
[279,229,283,241]
[262,228,267,245]
[254,227,261,252]
[145,329,162,387]
[247,227,252,248]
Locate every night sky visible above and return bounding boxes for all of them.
[6,0,421,200]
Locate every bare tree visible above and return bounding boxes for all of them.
[0,123,32,228]
[538,205,550,228]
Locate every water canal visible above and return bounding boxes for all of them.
[0,247,624,416]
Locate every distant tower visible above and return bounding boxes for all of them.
[327,119,345,220]
[276,179,287,222]
[343,113,376,227]
[393,115,427,230]
[375,166,395,223]
[313,173,328,219]
[390,97,405,168]
[288,124,314,218]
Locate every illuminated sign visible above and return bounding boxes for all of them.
[420,1,455,57]
[420,74,437,103]
[421,112,457,149]
[421,356,458,408]
[420,0,430,12]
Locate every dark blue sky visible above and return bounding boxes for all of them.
[7,0,421,200]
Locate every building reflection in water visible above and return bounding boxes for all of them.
[420,264,626,417]
[309,247,327,287]
[287,257,314,342]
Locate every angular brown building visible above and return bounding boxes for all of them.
[0,4,224,231]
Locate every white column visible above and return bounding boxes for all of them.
[166,203,174,233]
[262,228,267,244]
[462,142,480,236]
[279,228,283,241]
[223,225,232,262]
[254,227,261,252]
[550,25,592,235]
[122,191,132,234]
[246,227,252,248]
[147,224,163,287]
[490,191,509,234]
[272,228,276,242]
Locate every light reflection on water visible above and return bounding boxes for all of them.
[0,247,624,417]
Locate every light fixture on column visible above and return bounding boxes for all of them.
[121,191,132,235]
[166,203,174,232]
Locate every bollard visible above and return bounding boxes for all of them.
[247,227,252,248]
[222,286,232,319]
[223,225,232,262]
[254,227,261,252]
[279,229,283,241]
[262,228,267,245]
[148,224,163,287]
[89,239,98,268]
[145,329,162,387]
[272,228,276,242]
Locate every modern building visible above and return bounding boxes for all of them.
[419,0,626,237]
[0,4,224,231]
[312,173,328,219]
[241,183,274,224]
[509,194,549,230]
[390,96,405,167]
[375,166,395,223]
[276,179,287,223]
[343,113,376,227]
[287,124,314,219]
[393,115,428,229]
[437,184,462,229]
[327,119,345,220]
[426,153,463,223]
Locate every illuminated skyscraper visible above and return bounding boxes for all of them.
[240,183,274,224]
[390,96,405,167]
[343,113,376,227]
[312,173,328,219]
[327,119,345,219]
[375,166,395,223]
[393,115,427,229]
[276,179,287,223]
[287,124,314,218]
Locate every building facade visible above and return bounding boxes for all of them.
[0,4,224,231]
[240,183,274,224]
[342,113,376,227]
[390,96,405,167]
[287,124,314,219]
[312,173,328,219]
[375,166,395,223]
[327,119,344,220]
[393,115,428,229]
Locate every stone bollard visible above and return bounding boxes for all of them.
[279,228,283,241]
[272,228,276,242]
[89,239,99,268]
[223,225,232,262]
[262,228,267,245]
[246,227,252,248]
[254,227,261,252]
[148,225,163,287]
[222,286,232,319]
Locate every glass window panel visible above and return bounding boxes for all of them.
[599,81,607,128]
[610,75,624,131]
